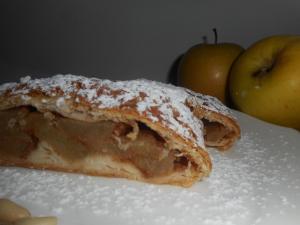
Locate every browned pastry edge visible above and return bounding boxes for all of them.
[0,75,241,187]
[190,105,241,151]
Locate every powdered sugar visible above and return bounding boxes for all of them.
[20,76,31,83]
[0,111,299,225]
[0,74,236,149]
[0,82,17,93]
[55,97,65,108]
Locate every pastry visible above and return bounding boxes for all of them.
[0,75,240,187]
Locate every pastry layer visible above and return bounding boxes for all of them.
[0,75,240,187]
[0,106,199,185]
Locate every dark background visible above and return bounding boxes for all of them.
[1,0,299,83]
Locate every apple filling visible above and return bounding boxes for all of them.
[202,119,231,148]
[0,107,192,178]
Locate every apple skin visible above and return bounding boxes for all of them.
[178,42,244,104]
[229,35,300,129]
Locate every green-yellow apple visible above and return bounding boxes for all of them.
[178,29,244,104]
[229,35,300,129]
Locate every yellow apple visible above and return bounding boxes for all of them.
[178,30,244,104]
[229,35,300,129]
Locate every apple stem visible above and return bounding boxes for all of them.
[202,35,208,44]
[213,28,218,44]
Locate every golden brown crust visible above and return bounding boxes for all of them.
[0,75,240,187]
[190,106,241,150]
[0,160,199,187]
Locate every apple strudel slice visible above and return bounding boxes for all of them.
[0,75,240,187]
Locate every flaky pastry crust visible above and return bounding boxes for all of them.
[0,75,240,187]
